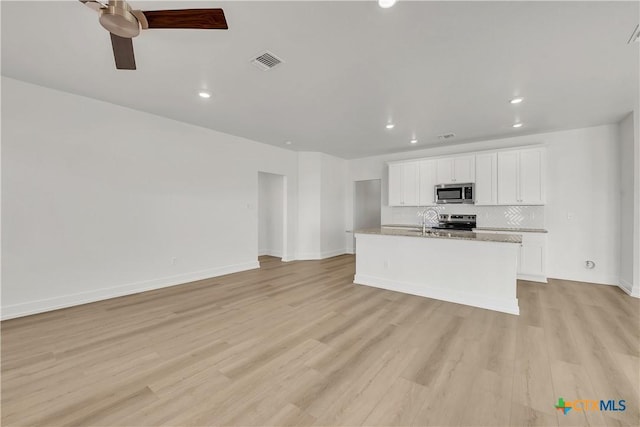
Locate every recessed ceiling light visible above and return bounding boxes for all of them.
[512,123,524,128]
[378,0,397,8]
[285,141,292,145]
[198,91,211,99]
[410,138,418,144]
[385,123,395,129]
[510,97,524,104]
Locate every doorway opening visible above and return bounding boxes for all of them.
[353,179,382,252]
[258,172,287,262]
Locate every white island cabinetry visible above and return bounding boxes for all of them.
[354,229,521,315]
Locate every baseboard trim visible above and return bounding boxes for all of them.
[549,271,619,286]
[296,248,347,260]
[1,261,260,320]
[619,279,640,298]
[353,274,520,316]
[258,249,283,258]
[518,274,548,283]
[321,248,348,259]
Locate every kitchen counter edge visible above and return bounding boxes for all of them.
[382,224,547,233]
[356,227,522,244]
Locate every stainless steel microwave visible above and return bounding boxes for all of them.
[435,183,475,204]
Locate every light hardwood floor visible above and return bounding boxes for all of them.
[2,255,638,426]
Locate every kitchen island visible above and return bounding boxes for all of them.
[354,227,522,315]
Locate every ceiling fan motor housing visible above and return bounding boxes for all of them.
[99,0,140,38]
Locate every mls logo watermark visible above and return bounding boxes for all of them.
[555,397,626,415]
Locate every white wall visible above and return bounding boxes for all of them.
[297,153,322,259]
[619,113,635,294]
[321,154,347,257]
[634,106,640,297]
[546,125,620,285]
[619,104,640,298]
[297,152,347,259]
[347,124,622,286]
[1,77,300,319]
[258,172,284,258]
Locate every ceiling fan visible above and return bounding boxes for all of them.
[80,0,228,70]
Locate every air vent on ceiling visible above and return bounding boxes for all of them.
[438,133,456,140]
[627,24,640,44]
[251,51,283,70]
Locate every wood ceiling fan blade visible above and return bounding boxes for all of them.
[141,9,228,30]
[110,33,136,70]
[79,0,107,12]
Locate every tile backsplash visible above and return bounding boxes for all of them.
[386,205,545,229]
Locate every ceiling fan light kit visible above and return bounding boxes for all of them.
[99,0,139,38]
[81,0,228,70]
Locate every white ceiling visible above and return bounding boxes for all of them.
[2,1,638,159]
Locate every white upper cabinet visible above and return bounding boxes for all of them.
[418,159,437,205]
[436,158,454,184]
[388,162,419,206]
[388,163,403,206]
[497,148,545,205]
[403,162,419,206]
[518,148,546,204]
[453,155,475,183]
[474,152,497,205]
[389,146,544,207]
[497,151,519,205]
[436,155,475,184]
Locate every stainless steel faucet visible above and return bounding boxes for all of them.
[418,207,440,234]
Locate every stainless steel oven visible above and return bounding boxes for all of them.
[435,183,475,204]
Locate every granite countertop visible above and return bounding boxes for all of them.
[473,227,548,233]
[356,227,522,244]
[382,224,547,233]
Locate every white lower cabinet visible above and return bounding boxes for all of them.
[474,230,547,283]
[519,233,547,281]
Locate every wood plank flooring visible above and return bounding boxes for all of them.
[2,255,638,426]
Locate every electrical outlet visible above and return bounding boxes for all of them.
[567,212,574,220]
[171,257,177,265]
